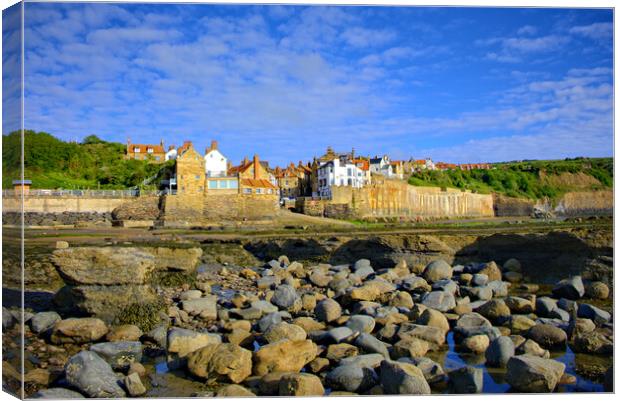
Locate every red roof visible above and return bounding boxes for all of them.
[228,160,253,175]
[177,141,193,156]
[128,144,165,154]
[240,178,278,189]
[352,159,369,171]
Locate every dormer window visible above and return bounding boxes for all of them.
[147,147,153,153]
[133,147,140,153]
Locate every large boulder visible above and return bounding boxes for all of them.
[326,364,378,393]
[346,315,376,334]
[148,247,203,271]
[448,366,483,394]
[51,247,156,285]
[485,336,515,367]
[477,261,502,281]
[181,296,217,319]
[167,328,221,367]
[253,339,317,376]
[422,260,452,283]
[90,341,143,370]
[526,324,567,350]
[278,373,325,396]
[552,276,585,300]
[505,355,565,392]
[30,311,61,334]
[474,299,511,323]
[64,351,125,397]
[349,280,396,302]
[187,343,252,383]
[51,318,108,344]
[577,303,611,324]
[355,333,391,359]
[315,299,342,323]
[380,360,431,394]
[421,291,456,312]
[53,285,158,323]
[271,285,300,310]
[264,322,307,343]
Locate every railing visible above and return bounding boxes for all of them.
[2,189,163,198]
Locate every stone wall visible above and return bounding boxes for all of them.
[2,211,112,227]
[161,192,279,225]
[330,179,495,219]
[161,194,205,226]
[2,196,127,213]
[111,195,160,221]
[203,193,279,221]
[295,198,327,216]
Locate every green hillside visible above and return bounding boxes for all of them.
[408,158,613,200]
[2,130,173,189]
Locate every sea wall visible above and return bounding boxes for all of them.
[161,192,280,226]
[329,179,495,219]
[203,193,279,221]
[2,195,127,213]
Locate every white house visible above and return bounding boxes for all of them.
[369,155,391,175]
[165,146,177,161]
[204,140,228,177]
[317,155,365,198]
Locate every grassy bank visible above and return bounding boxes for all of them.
[408,157,612,200]
[2,130,173,189]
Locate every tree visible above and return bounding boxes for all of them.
[82,135,105,145]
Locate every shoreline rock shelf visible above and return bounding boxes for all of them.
[5,245,613,397]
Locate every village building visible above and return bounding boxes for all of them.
[405,158,436,173]
[317,154,365,198]
[228,155,278,196]
[352,158,371,185]
[175,143,205,195]
[165,145,177,161]
[459,163,492,170]
[275,162,313,200]
[125,139,166,163]
[204,140,228,177]
[435,162,459,171]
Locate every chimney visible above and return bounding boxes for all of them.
[210,140,218,151]
[160,139,164,147]
[168,145,175,151]
[243,156,249,165]
[253,154,259,179]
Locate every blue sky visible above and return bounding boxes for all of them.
[4,3,614,165]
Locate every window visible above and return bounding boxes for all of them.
[147,148,153,153]
[347,168,352,176]
[229,180,238,189]
[267,189,273,194]
[195,175,200,180]
[348,178,352,185]
[244,188,252,194]
[208,181,217,189]
[133,147,140,152]
[155,156,160,161]
[256,188,262,194]
[218,180,228,189]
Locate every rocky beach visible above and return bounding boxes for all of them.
[1,223,614,397]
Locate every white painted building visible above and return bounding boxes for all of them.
[204,140,228,177]
[370,155,392,177]
[165,146,177,161]
[317,155,365,198]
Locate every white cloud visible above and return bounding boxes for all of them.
[517,25,538,36]
[569,22,613,40]
[341,27,396,48]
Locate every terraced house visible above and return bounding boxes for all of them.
[125,139,166,162]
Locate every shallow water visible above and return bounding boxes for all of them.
[432,332,605,393]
